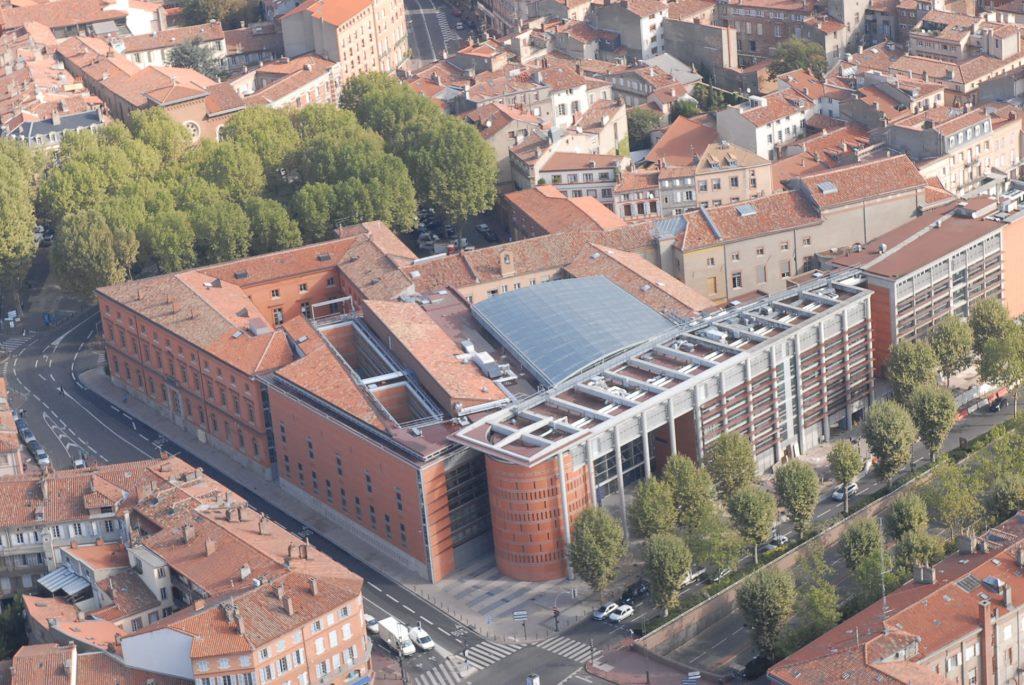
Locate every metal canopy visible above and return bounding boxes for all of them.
[472,277,675,387]
[38,565,90,596]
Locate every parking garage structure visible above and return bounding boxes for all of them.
[455,274,874,581]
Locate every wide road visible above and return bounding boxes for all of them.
[3,308,630,685]
[405,0,468,65]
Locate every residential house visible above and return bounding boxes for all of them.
[117,22,227,68]
[223,22,285,72]
[464,103,545,187]
[229,54,344,108]
[505,185,627,238]
[587,0,670,59]
[716,90,815,160]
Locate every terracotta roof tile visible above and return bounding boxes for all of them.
[678,190,820,250]
[795,155,924,209]
[505,186,626,234]
[120,22,225,53]
[282,0,372,25]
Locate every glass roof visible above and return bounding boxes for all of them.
[472,277,675,387]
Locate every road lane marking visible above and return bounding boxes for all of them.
[386,594,399,602]
[403,604,415,613]
[420,617,434,625]
[367,582,382,592]
[437,627,451,636]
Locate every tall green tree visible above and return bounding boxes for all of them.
[863,400,918,486]
[179,0,258,27]
[773,460,819,539]
[128,108,192,162]
[839,518,883,570]
[827,440,863,515]
[220,106,300,175]
[180,180,251,263]
[929,315,974,385]
[979,327,1024,415]
[195,141,266,202]
[568,507,627,595]
[245,197,302,255]
[970,298,1013,357]
[629,477,678,539]
[669,99,700,122]
[137,210,196,274]
[883,492,929,540]
[768,38,827,78]
[783,543,840,651]
[891,529,945,576]
[292,182,340,243]
[0,595,25,659]
[850,548,899,613]
[727,484,777,564]
[645,533,693,616]
[686,506,743,579]
[907,384,957,461]
[705,431,757,497]
[663,454,716,529]
[0,157,38,312]
[52,209,126,296]
[737,568,795,660]
[886,340,939,399]
[923,456,981,538]
[626,108,663,150]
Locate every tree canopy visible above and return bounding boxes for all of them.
[727,484,777,564]
[774,460,819,539]
[626,108,663,151]
[645,533,693,616]
[663,454,717,529]
[568,507,627,595]
[929,315,974,385]
[863,400,918,485]
[705,432,757,497]
[886,340,938,399]
[827,441,863,514]
[167,39,225,80]
[769,38,827,79]
[737,568,795,660]
[907,384,957,460]
[629,477,678,539]
[970,299,1013,357]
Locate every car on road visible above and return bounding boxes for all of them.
[14,418,33,443]
[607,604,634,623]
[592,602,619,620]
[741,656,769,680]
[409,626,435,651]
[476,223,496,241]
[26,440,48,467]
[619,579,650,606]
[683,567,706,586]
[364,615,379,634]
[709,567,732,583]
[989,397,1008,412]
[831,482,859,501]
[455,21,464,29]
[770,531,789,546]
[72,450,86,469]
[416,232,439,249]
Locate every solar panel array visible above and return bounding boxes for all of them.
[472,276,675,387]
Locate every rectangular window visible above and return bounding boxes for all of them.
[731,273,743,288]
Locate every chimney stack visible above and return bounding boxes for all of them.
[914,565,936,584]
[276,584,286,600]
[1015,545,1024,568]
[205,538,217,556]
[1006,586,1013,610]
[182,524,195,543]
[958,534,977,555]
[284,595,294,616]
[258,515,269,535]
[309,577,318,596]
[237,615,245,634]
[194,599,206,611]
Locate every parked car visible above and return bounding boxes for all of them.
[770,531,789,546]
[831,482,859,501]
[989,397,1008,412]
[741,656,769,680]
[607,604,634,623]
[416,232,439,249]
[26,440,48,467]
[592,602,619,621]
[71,449,86,469]
[619,579,649,606]
[476,223,496,241]
[708,567,732,583]
[455,20,464,29]
[683,567,706,586]
[364,614,379,635]
[409,625,435,651]
[14,418,32,443]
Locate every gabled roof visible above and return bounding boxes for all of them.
[282,0,372,25]
[677,191,820,250]
[793,155,924,210]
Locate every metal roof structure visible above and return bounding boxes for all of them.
[38,564,91,596]
[471,276,675,387]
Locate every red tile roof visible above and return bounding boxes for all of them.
[794,155,924,210]
[120,22,225,53]
[678,191,820,250]
[647,115,720,167]
[505,186,626,234]
[282,0,372,25]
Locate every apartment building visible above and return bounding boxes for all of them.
[117,22,227,68]
[465,103,546,187]
[875,104,1023,195]
[825,201,1008,370]
[716,91,814,160]
[0,0,164,39]
[281,0,407,82]
[770,518,1024,685]
[229,54,344,108]
[505,185,627,237]
[455,274,873,579]
[16,455,371,685]
[716,0,848,66]
[909,10,1020,63]
[587,0,670,59]
[536,152,629,206]
[673,156,931,302]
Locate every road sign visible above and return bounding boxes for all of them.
[513,610,528,622]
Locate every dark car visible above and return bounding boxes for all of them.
[15,419,34,444]
[989,397,1007,412]
[619,579,650,606]
[741,656,769,680]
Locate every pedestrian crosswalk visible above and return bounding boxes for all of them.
[413,659,464,685]
[436,13,457,44]
[464,640,522,669]
[537,636,599,663]
[0,336,32,354]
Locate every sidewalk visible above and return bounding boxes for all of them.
[584,644,697,685]
[79,366,603,643]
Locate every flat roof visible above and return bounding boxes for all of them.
[472,277,675,387]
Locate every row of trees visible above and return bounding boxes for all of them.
[33,74,498,297]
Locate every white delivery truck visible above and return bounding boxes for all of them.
[377,616,416,657]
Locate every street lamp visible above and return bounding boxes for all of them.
[552,590,573,632]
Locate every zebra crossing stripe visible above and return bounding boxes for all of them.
[537,636,597,663]
[465,641,522,669]
[413,660,463,685]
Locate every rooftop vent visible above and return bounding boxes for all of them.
[234,270,249,280]
[737,204,757,217]
[817,181,838,195]
[316,253,331,262]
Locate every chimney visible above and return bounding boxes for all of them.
[299,543,308,560]
[205,538,217,556]
[182,524,195,543]
[240,564,251,580]
[1006,586,1013,610]
[914,565,936,584]
[958,533,977,555]
[309,577,318,596]
[39,478,48,500]
[1015,546,1024,568]
[284,595,294,616]
[194,599,206,611]
[258,515,269,535]
[276,584,286,600]
[236,615,245,634]
[51,110,60,127]
[287,542,297,559]
[979,600,995,685]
